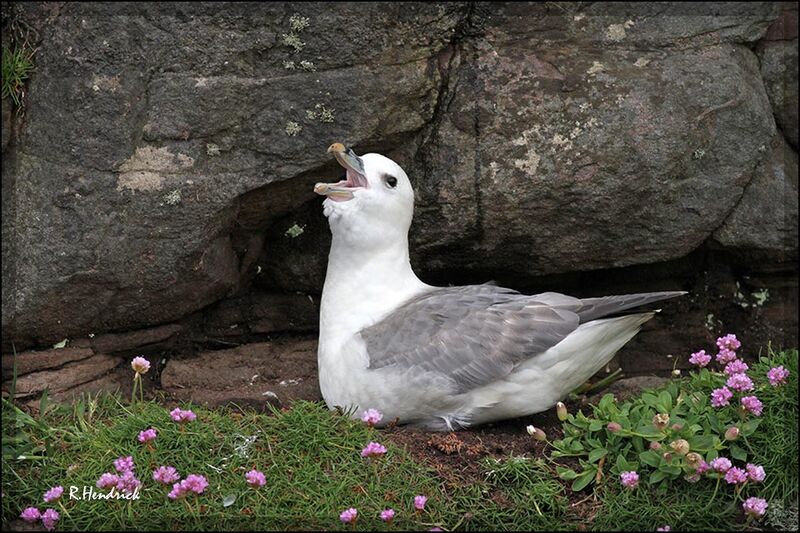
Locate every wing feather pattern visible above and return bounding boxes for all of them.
[361,285,685,394]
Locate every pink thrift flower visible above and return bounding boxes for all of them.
[740,395,763,416]
[710,457,732,473]
[245,469,266,488]
[716,333,741,351]
[20,507,41,523]
[725,467,748,484]
[360,408,383,426]
[724,359,749,375]
[41,509,59,531]
[360,442,387,458]
[97,472,119,489]
[716,348,738,364]
[620,471,639,489]
[656,527,671,532]
[170,407,197,422]
[138,428,157,443]
[380,508,396,522]
[181,474,209,494]
[414,494,428,511]
[710,387,733,407]
[695,460,710,475]
[689,350,711,367]
[340,508,358,524]
[131,356,150,374]
[727,373,754,392]
[168,481,185,500]
[746,463,766,483]
[743,497,768,517]
[152,466,180,485]
[768,366,789,386]
[116,470,142,495]
[113,455,135,473]
[43,486,63,503]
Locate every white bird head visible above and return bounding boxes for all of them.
[314,143,415,250]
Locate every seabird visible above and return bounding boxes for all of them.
[314,143,685,431]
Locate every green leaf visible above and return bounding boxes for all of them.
[687,434,715,451]
[649,470,666,484]
[659,464,681,475]
[616,454,630,472]
[741,419,761,436]
[570,440,584,453]
[667,382,679,402]
[75,401,87,432]
[707,412,720,433]
[634,425,663,439]
[641,392,659,408]
[639,450,661,467]
[557,467,578,480]
[588,419,603,432]
[729,444,747,462]
[598,393,615,412]
[588,448,608,463]
[572,472,595,491]
[657,391,672,412]
[39,389,50,420]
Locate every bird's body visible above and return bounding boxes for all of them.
[315,145,684,430]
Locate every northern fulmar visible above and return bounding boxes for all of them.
[314,143,684,431]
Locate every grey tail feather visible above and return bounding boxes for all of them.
[576,291,687,323]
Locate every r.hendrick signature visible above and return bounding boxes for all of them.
[69,486,141,500]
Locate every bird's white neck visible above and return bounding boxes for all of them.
[319,232,428,341]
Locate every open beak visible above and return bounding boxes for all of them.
[314,143,368,201]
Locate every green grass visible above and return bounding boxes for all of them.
[2,396,569,531]
[1,45,35,108]
[745,348,798,504]
[3,398,442,530]
[2,348,797,531]
[593,480,739,531]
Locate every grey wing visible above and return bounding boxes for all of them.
[360,285,582,394]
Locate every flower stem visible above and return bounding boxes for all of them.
[131,374,139,404]
[621,430,664,439]
[58,500,72,520]
[709,475,721,504]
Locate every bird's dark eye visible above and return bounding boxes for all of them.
[385,175,398,188]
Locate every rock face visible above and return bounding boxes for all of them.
[758,5,799,148]
[2,2,461,348]
[2,2,797,377]
[410,5,778,279]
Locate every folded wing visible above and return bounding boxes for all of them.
[361,285,685,394]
